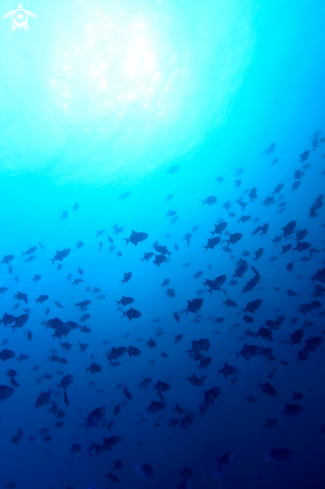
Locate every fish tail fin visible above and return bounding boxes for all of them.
[122,239,129,247]
[264,450,270,461]
[49,259,55,265]
[213,471,220,482]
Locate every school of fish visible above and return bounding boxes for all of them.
[1,132,325,489]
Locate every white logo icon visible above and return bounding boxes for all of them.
[3,3,38,31]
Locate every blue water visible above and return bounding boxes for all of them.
[1,0,325,488]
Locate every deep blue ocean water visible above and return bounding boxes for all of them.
[0,1,325,488]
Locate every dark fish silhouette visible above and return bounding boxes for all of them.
[145,400,166,414]
[258,381,277,396]
[49,249,71,264]
[0,349,15,362]
[264,142,276,155]
[214,451,234,481]
[86,363,102,374]
[14,292,28,304]
[0,385,15,401]
[121,272,132,284]
[184,298,203,316]
[281,404,303,417]
[135,463,154,480]
[203,237,220,252]
[103,435,123,450]
[22,246,37,256]
[116,296,134,306]
[211,222,227,235]
[1,255,14,265]
[202,196,217,206]
[265,448,295,462]
[127,345,141,358]
[121,307,141,321]
[123,230,148,246]
[264,418,279,430]
[84,407,106,429]
[217,363,239,378]
[300,150,310,162]
[141,252,154,262]
[226,232,243,245]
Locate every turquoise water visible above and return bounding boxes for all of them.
[0,0,325,488]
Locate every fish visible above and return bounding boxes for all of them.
[121,272,132,284]
[84,407,106,429]
[0,385,15,401]
[119,191,131,200]
[217,363,239,378]
[167,165,179,175]
[86,363,102,374]
[281,404,304,417]
[1,255,15,265]
[202,196,217,206]
[2,112,325,489]
[121,307,142,321]
[265,448,295,462]
[123,230,148,246]
[264,418,279,430]
[180,414,196,429]
[134,463,154,480]
[264,142,276,155]
[49,249,71,264]
[145,400,167,414]
[0,349,16,362]
[103,435,123,450]
[213,452,234,481]
[258,381,277,396]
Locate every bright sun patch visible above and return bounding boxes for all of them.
[1,0,254,184]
